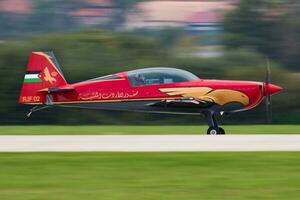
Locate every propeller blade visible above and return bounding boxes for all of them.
[265,57,272,123]
[265,94,272,123]
[266,57,271,84]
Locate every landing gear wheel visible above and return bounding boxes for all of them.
[207,127,219,135]
[219,127,225,135]
[207,127,225,135]
[204,111,225,135]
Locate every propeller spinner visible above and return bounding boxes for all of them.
[263,58,283,123]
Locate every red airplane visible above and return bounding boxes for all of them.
[19,52,282,135]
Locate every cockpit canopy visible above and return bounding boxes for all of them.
[127,67,199,86]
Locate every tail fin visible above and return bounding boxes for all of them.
[19,52,68,104]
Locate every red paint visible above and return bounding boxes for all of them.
[19,52,283,113]
[264,83,283,95]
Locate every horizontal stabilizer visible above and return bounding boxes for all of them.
[39,86,74,93]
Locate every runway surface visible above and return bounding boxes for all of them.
[0,135,300,152]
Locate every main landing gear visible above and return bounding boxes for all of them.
[204,111,225,135]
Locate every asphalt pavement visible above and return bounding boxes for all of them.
[0,135,300,152]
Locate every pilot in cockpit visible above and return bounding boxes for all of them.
[134,73,146,86]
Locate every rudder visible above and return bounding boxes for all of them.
[19,52,68,104]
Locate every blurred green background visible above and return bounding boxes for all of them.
[0,0,299,125]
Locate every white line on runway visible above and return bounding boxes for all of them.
[0,135,300,152]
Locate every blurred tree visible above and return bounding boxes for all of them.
[223,0,300,71]
[0,12,13,37]
[0,11,29,38]
[108,0,146,30]
[273,6,300,71]
[25,0,86,33]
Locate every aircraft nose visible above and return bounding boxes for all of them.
[264,83,283,95]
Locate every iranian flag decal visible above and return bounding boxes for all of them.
[24,71,42,83]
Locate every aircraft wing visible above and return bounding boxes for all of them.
[148,97,214,108]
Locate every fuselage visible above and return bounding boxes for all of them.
[48,71,280,115]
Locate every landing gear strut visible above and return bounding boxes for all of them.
[204,111,225,135]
